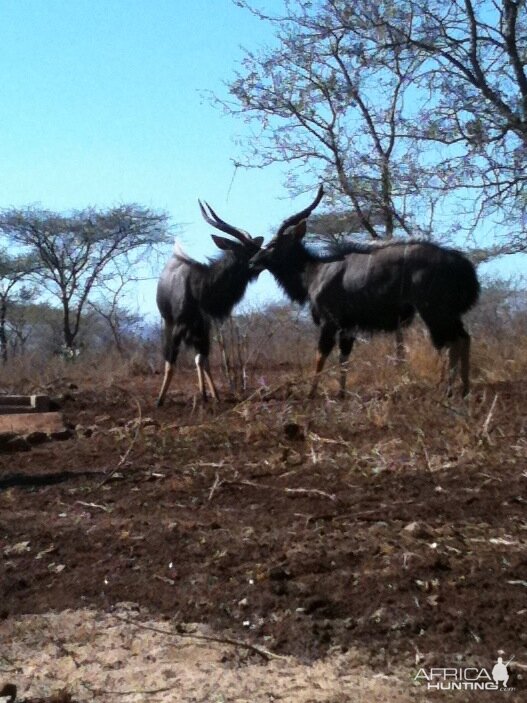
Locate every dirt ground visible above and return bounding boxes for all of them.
[1,366,526,701]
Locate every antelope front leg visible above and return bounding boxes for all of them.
[445,331,471,397]
[446,340,461,397]
[308,324,336,399]
[156,324,181,407]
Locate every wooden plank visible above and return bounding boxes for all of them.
[32,395,50,412]
[0,395,33,406]
[0,412,65,435]
[0,395,50,414]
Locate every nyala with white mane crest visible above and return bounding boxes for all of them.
[156,202,263,406]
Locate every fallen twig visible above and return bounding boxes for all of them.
[112,613,287,661]
[308,432,352,447]
[307,510,386,525]
[418,437,439,487]
[208,471,222,502]
[227,478,336,502]
[94,399,142,489]
[82,682,175,697]
[0,655,22,671]
[306,499,421,525]
[75,500,112,513]
[481,393,498,438]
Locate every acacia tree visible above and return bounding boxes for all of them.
[371,0,527,251]
[0,251,38,363]
[222,0,527,252]
[0,205,168,351]
[221,0,446,240]
[87,262,143,355]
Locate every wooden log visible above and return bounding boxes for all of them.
[0,395,50,414]
[0,411,65,435]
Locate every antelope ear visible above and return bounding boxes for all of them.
[292,220,308,240]
[211,234,238,251]
[252,236,264,247]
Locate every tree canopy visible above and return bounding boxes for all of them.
[0,250,39,362]
[220,0,527,252]
[0,204,168,350]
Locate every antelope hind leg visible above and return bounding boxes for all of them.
[157,361,174,407]
[338,331,354,398]
[202,356,219,400]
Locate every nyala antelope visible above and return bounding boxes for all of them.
[156,202,263,406]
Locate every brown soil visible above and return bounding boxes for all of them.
[1,369,526,700]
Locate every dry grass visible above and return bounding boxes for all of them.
[3,319,525,395]
[53,326,524,542]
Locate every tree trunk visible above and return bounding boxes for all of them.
[0,298,8,364]
[62,298,76,351]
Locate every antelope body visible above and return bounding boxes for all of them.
[249,186,480,397]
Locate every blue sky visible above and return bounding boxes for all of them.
[0,0,292,315]
[0,0,524,321]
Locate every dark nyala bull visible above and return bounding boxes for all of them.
[209,185,479,397]
[250,186,480,397]
[155,202,263,406]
